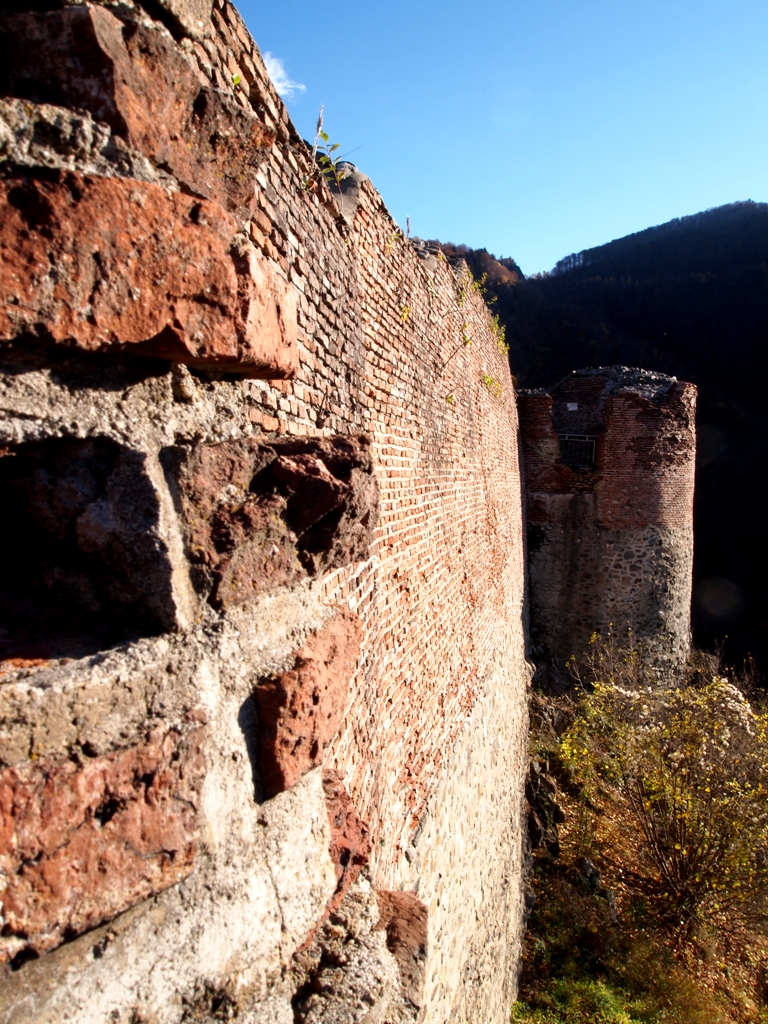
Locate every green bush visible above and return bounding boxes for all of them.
[513,855,731,1024]
[512,970,727,1024]
[561,638,768,928]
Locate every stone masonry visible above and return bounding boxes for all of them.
[518,366,696,676]
[0,1,531,1022]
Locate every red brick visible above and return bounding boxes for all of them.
[0,8,274,224]
[0,728,204,963]
[322,770,371,913]
[597,385,696,529]
[255,611,362,797]
[0,174,296,376]
[168,436,378,607]
[519,380,696,529]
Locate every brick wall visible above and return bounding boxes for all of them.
[519,367,696,672]
[0,1,530,1021]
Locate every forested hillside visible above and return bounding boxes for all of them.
[435,201,768,670]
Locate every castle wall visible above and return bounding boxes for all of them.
[0,2,530,1021]
[519,368,696,670]
[390,629,530,1022]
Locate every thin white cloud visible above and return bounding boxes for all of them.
[263,52,306,101]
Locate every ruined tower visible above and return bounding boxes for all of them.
[518,366,696,673]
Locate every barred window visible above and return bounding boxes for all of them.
[559,434,597,469]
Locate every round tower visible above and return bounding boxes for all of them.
[518,366,696,673]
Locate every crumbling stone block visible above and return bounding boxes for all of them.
[0,8,273,222]
[294,931,398,1024]
[0,437,175,659]
[322,770,372,914]
[0,97,172,186]
[0,173,297,375]
[254,611,363,798]
[164,435,379,607]
[375,891,428,1015]
[0,726,205,965]
[152,0,214,40]
[292,878,401,1024]
[231,235,300,377]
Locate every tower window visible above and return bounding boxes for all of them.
[559,434,597,469]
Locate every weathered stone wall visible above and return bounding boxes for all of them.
[519,367,696,673]
[0,1,531,1021]
[389,629,530,1022]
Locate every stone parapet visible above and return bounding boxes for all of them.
[0,0,530,1020]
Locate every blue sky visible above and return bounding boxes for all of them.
[237,0,768,274]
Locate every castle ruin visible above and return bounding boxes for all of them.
[519,367,696,677]
[0,2,694,1022]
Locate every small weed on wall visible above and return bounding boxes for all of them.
[302,107,354,191]
[481,373,505,401]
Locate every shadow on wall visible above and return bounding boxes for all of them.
[0,436,174,659]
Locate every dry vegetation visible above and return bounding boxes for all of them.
[514,640,768,1024]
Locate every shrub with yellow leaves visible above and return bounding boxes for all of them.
[561,637,768,929]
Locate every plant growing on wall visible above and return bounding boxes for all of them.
[491,313,509,355]
[481,373,504,400]
[386,230,404,252]
[457,267,490,307]
[315,131,346,186]
[302,107,353,190]
[438,323,474,381]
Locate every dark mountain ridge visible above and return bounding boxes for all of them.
[438,201,768,671]
[551,200,768,279]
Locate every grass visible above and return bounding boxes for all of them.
[514,854,729,1024]
[512,979,650,1024]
